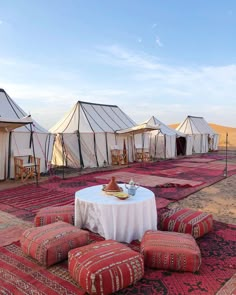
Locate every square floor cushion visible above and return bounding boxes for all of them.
[160,207,213,238]
[34,205,74,226]
[68,240,144,295]
[140,230,201,273]
[20,221,89,267]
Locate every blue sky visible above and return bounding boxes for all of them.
[0,0,236,129]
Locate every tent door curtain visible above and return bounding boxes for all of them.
[176,137,186,156]
[0,132,9,180]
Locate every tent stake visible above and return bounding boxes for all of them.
[223,132,228,177]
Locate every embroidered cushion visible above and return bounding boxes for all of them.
[140,230,201,273]
[34,205,75,227]
[68,240,144,295]
[160,207,213,238]
[20,221,89,267]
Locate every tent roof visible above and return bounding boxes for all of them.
[116,122,159,135]
[0,116,33,132]
[176,115,218,135]
[50,100,136,133]
[0,88,48,133]
[145,116,186,137]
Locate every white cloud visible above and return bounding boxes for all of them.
[155,37,163,47]
[1,46,236,128]
[0,20,3,25]
[97,44,162,70]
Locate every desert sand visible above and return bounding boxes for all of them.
[168,173,236,225]
[168,153,236,225]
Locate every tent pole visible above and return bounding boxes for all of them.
[30,124,38,187]
[77,131,84,169]
[61,134,65,179]
[7,131,12,179]
[93,133,99,167]
[224,132,228,177]
[105,132,109,165]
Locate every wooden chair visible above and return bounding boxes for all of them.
[135,147,150,162]
[30,155,41,179]
[143,148,151,162]
[111,147,121,165]
[135,148,143,162]
[14,151,40,182]
[119,151,128,165]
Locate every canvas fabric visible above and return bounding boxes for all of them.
[68,239,144,295]
[160,207,213,238]
[140,230,202,273]
[20,221,89,267]
[34,205,75,226]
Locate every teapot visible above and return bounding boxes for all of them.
[125,178,139,196]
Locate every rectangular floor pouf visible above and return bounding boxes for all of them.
[34,205,74,226]
[20,221,89,267]
[160,207,213,238]
[140,230,201,272]
[68,240,144,295]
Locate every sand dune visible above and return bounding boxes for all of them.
[169,123,236,149]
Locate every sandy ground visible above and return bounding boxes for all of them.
[168,174,236,225]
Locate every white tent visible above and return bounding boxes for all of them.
[144,116,192,159]
[0,88,54,180]
[50,101,136,168]
[176,115,219,153]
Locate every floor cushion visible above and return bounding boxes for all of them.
[160,207,213,238]
[140,230,201,272]
[34,205,74,226]
[68,240,144,295]
[20,221,89,267]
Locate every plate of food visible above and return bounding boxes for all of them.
[113,192,129,200]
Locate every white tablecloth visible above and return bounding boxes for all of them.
[75,184,157,243]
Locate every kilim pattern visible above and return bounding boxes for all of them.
[68,240,144,295]
[20,221,89,267]
[140,230,202,272]
[160,207,213,238]
[34,205,75,226]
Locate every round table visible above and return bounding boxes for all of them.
[75,184,157,243]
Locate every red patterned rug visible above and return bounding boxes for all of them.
[95,171,204,188]
[175,161,236,171]
[0,222,235,295]
[0,153,233,218]
[0,185,74,221]
[181,158,216,163]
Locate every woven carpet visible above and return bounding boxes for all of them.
[0,221,235,295]
[0,210,33,246]
[0,155,230,217]
[0,153,235,294]
[175,161,236,172]
[0,185,74,221]
[181,158,216,163]
[95,171,204,188]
